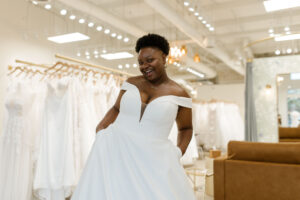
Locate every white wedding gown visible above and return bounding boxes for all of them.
[34,80,76,200]
[0,82,35,200]
[71,81,196,200]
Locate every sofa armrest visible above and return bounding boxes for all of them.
[279,127,300,139]
[213,157,226,200]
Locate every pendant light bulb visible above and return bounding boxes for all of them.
[180,45,187,55]
[194,53,201,63]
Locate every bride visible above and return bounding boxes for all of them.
[71,33,196,200]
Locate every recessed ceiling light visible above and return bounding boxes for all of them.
[186,67,205,78]
[76,52,81,57]
[88,22,94,27]
[263,0,300,12]
[184,1,189,6]
[32,1,38,5]
[275,33,300,41]
[277,76,284,82]
[125,64,130,68]
[268,28,274,33]
[44,4,52,10]
[198,16,203,20]
[101,52,134,60]
[269,33,275,37]
[209,27,215,31]
[60,9,67,16]
[69,15,76,20]
[133,63,137,68]
[47,32,90,44]
[85,51,90,56]
[86,55,90,59]
[284,26,290,32]
[118,65,123,69]
[194,12,199,16]
[206,24,211,28]
[286,31,291,35]
[123,37,129,42]
[117,35,122,40]
[287,48,292,54]
[111,33,117,37]
[96,26,103,31]
[79,18,85,24]
[275,49,280,55]
[94,54,99,58]
[202,20,207,24]
[102,49,107,53]
[104,29,110,34]
[188,7,194,12]
[291,72,300,80]
[94,50,98,55]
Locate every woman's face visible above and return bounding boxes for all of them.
[138,47,167,81]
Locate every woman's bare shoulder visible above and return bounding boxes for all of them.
[168,80,190,98]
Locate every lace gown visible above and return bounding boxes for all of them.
[71,81,196,200]
[0,82,35,200]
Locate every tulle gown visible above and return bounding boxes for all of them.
[34,80,76,200]
[71,81,196,200]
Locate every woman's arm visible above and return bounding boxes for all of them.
[95,90,125,133]
[175,106,193,155]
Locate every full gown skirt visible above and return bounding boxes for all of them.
[71,81,196,200]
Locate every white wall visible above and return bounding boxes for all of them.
[196,84,245,118]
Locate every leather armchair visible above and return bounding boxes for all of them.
[214,141,300,200]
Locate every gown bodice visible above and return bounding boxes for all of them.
[111,81,192,140]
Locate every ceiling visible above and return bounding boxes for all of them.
[1,0,300,85]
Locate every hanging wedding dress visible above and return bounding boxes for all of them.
[74,79,97,181]
[94,76,109,122]
[71,81,196,200]
[0,81,35,200]
[34,79,76,200]
[168,122,198,166]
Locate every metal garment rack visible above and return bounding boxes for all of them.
[13,54,135,77]
[55,54,134,77]
[15,59,50,69]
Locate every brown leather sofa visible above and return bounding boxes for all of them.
[214,141,300,200]
[279,127,300,142]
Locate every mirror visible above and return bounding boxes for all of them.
[277,73,300,127]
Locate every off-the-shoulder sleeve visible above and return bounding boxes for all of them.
[171,96,192,108]
[120,81,131,91]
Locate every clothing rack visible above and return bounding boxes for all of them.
[15,59,50,69]
[55,54,134,77]
[11,54,135,77]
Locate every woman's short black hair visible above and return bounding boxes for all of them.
[135,33,170,55]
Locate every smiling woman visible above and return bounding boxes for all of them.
[71,34,196,200]
[136,34,169,82]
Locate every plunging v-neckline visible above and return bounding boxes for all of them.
[124,81,188,122]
